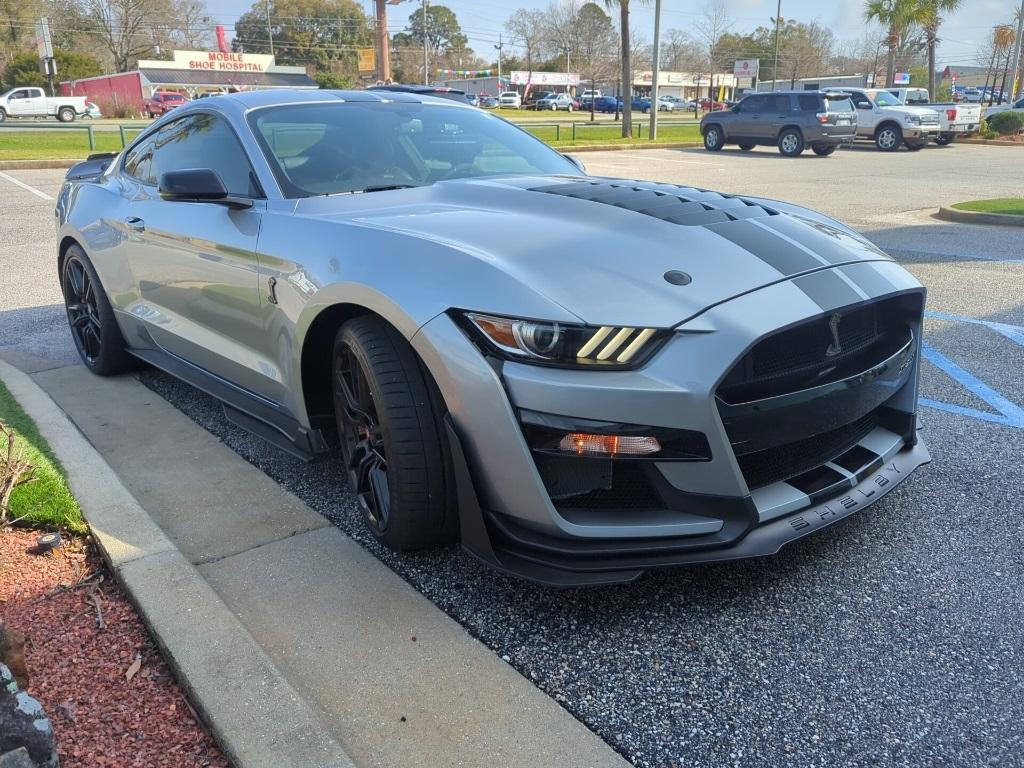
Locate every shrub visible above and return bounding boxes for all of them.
[987,111,1024,136]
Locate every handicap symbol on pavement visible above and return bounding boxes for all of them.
[919,310,1024,429]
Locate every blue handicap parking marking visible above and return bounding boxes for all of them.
[919,310,1024,429]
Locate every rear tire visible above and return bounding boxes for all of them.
[332,316,457,552]
[703,125,724,151]
[61,245,137,376]
[57,107,75,122]
[875,123,902,151]
[812,143,837,156]
[778,128,805,156]
[0,109,7,123]
[904,139,926,151]
[935,135,954,146]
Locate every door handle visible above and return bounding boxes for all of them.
[124,216,145,232]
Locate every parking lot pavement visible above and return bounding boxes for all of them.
[2,150,1023,768]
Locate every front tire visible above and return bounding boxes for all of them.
[875,123,902,151]
[703,125,724,151]
[0,109,7,123]
[935,135,954,146]
[332,316,457,552]
[778,128,805,156]
[61,245,137,375]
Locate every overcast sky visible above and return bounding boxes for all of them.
[208,0,1020,70]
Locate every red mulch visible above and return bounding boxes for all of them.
[0,529,230,768]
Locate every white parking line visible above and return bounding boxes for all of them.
[0,171,54,201]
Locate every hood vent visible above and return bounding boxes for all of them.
[532,180,780,227]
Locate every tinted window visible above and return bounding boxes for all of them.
[124,113,260,196]
[740,95,767,113]
[249,101,579,198]
[797,94,821,112]
[849,91,871,108]
[770,94,791,112]
[824,95,854,112]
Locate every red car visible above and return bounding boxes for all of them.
[698,97,728,111]
[143,91,188,118]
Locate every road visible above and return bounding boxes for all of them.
[1,143,1022,768]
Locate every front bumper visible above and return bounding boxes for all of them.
[413,267,930,586]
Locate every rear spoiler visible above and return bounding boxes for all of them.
[65,152,119,182]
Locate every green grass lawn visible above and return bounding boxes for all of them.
[0,129,140,160]
[524,122,702,146]
[952,198,1024,216]
[0,381,85,532]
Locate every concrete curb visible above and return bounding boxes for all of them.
[0,360,356,768]
[561,141,701,153]
[936,205,1024,227]
[957,138,1023,147]
[0,160,80,170]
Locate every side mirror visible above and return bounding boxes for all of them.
[856,102,872,110]
[158,168,252,209]
[564,154,587,175]
[731,105,741,113]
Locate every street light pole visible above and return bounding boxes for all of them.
[422,0,429,85]
[1010,0,1024,100]
[771,0,781,92]
[649,0,662,140]
[495,33,503,92]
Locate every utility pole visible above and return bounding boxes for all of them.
[266,0,274,57]
[649,0,661,139]
[1010,0,1024,100]
[422,0,429,85]
[375,0,389,83]
[495,34,503,91]
[771,0,782,92]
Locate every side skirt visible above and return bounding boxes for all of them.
[128,346,330,462]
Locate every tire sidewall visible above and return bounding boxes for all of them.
[778,129,804,156]
[704,125,723,151]
[876,124,902,151]
[61,246,134,375]
[58,107,75,122]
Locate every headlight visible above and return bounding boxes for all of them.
[459,312,665,369]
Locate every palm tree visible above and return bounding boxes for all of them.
[604,0,634,139]
[917,0,962,99]
[864,0,919,87]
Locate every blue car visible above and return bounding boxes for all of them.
[592,96,622,113]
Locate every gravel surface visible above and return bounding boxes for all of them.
[0,530,229,768]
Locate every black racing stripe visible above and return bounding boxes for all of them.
[787,465,852,503]
[839,262,898,300]
[760,216,868,265]
[793,270,863,311]
[707,220,823,275]
[833,444,879,474]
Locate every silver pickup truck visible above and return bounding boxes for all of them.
[887,87,982,145]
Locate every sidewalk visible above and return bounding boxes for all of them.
[0,351,628,768]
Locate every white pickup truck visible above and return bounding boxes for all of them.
[0,87,89,123]
[887,87,982,145]
[825,87,940,151]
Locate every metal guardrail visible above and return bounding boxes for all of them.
[0,122,149,151]
[519,120,700,142]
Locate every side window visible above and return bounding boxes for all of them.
[741,95,767,113]
[149,113,261,197]
[850,92,870,108]
[771,94,791,112]
[123,136,156,184]
[10,89,27,100]
[797,94,820,112]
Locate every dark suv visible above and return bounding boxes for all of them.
[701,91,857,156]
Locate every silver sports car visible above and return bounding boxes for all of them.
[56,90,930,585]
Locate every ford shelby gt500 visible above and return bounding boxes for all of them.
[56,89,930,585]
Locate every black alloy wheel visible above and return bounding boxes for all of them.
[335,341,391,533]
[62,255,101,364]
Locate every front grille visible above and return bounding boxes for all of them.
[719,296,914,402]
[736,412,878,490]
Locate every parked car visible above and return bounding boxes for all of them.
[960,87,983,103]
[524,91,555,109]
[57,88,929,585]
[83,101,102,119]
[498,91,522,108]
[0,87,88,122]
[367,84,468,103]
[465,93,479,107]
[824,87,939,151]
[698,97,728,111]
[660,95,695,110]
[887,87,981,145]
[701,91,857,157]
[592,96,622,113]
[633,96,677,113]
[143,91,189,118]
[535,93,577,112]
[579,89,602,101]
[985,96,1024,120]
[478,94,498,109]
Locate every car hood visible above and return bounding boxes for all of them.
[292,175,893,328]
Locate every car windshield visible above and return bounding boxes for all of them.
[249,101,579,198]
[868,90,902,107]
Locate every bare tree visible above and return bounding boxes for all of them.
[694,0,732,102]
[505,7,547,85]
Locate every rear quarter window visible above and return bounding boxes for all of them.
[825,96,854,112]
[797,95,821,112]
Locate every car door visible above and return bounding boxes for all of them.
[765,94,793,139]
[848,91,877,135]
[7,88,40,116]
[117,112,275,398]
[730,95,767,139]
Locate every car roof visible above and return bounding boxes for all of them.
[198,88,475,111]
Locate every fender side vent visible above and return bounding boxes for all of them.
[532,180,779,226]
